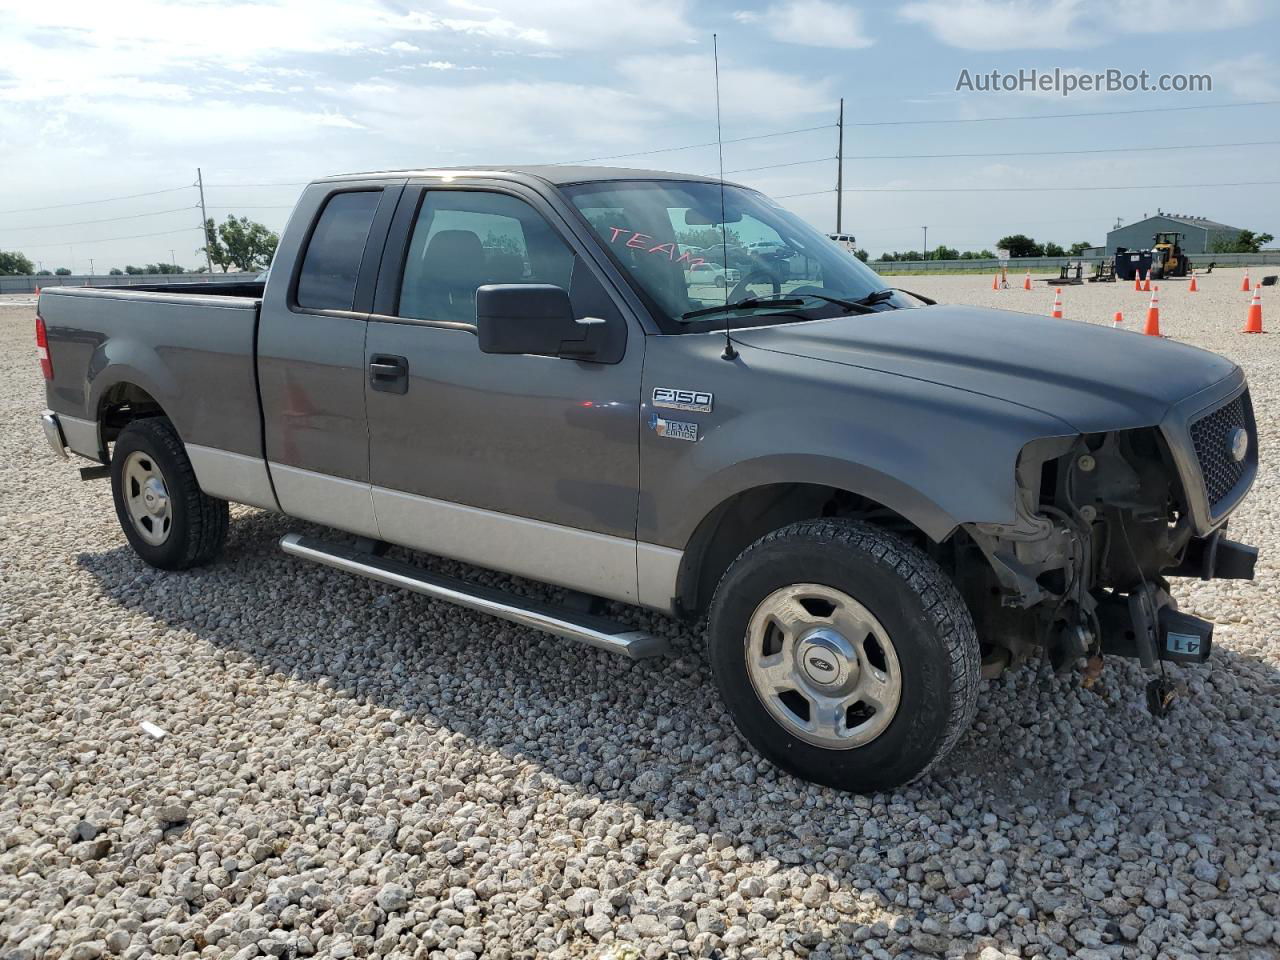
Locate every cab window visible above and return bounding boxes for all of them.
[295,190,381,311]
[397,191,615,326]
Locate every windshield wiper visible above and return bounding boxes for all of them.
[680,289,899,322]
[852,288,896,306]
[892,287,936,305]
[681,296,806,320]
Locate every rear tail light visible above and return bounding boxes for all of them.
[35,314,53,380]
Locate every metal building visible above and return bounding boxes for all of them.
[1106,213,1244,255]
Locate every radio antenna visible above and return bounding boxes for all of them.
[712,33,737,361]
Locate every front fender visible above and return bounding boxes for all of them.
[639,334,1075,548]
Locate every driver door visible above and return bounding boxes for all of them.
[362,182,646,603]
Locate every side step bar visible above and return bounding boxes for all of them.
[279,533,668,660]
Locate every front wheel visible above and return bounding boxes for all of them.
[707,519,980,793]
[110,417,228,570]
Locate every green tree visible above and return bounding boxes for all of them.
[109,268,124,276]
[55,267,71,276]
[201,217,233,273]
[1212,229,1275,254]
[216,215,279,272]
[676,227,742,251]
[997,234,1044,257]
[0,250,35,275]
[932,244,960,260]
[853,248,869,263]
[1043,242,1066,257]
[1067,241,1093,256]
[36,269,52,276]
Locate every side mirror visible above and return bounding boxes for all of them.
[476,284,601,359]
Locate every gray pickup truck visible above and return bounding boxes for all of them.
[37,166,1259,792]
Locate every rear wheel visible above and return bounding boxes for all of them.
[110,417,228,570]
[707,519,980,793]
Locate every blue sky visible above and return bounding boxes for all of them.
[0,0,1276,270]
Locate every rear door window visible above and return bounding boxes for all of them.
[296,190,382,311]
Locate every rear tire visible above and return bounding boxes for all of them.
[707,519,979,793]
[110,417,228,570]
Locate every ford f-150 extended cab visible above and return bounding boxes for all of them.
[37,166,1259,792]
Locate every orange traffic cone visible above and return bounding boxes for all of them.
[1188,271,1198,292]
[1050,288,1063,319]
[1241,269,1251,292]
[1143,271,1152,293]
[992,273,999,290]
[1144,286,1161,336]
[1133,270,1142,291]
[1023,271,1031,290]
[1243,285,1264,334]
[1113,310,1124,328]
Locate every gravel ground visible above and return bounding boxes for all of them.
[2,270,1278,960]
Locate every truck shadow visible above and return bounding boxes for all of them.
[76,506,1280,949]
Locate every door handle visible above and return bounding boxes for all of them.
[369,354,408,394]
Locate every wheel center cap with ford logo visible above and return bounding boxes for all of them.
[797,628,858,690]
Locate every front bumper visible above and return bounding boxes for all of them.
[41,411,68,460]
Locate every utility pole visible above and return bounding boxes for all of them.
[922,226,928,261]
[835,97,844,234]
[88,258,94,276]
[196,167,213,274]
[170,249,177,269]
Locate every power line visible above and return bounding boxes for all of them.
[842,139,1280,161]
[544,124,835,165]
[536,99,1280,168]
[775,179,1280,198]
[0,186,191,216]
[723,156,835,175]
[17,227,202,250]
[205,205,295,210]
[1,206,195,232]
[843,98,1280,127]
[204,181,307,188]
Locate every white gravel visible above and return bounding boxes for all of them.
[2,270,1278,960]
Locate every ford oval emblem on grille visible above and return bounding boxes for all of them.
[1229,427,1249,463]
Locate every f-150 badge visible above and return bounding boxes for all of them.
[653,387,713,413]
[649,413,698,442]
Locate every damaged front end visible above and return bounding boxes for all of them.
[956,382,1258,699]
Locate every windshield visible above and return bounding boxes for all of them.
[563,179,893,333]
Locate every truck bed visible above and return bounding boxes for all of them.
[39,285,265,464]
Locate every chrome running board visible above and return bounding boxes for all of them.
[279,533,668,660]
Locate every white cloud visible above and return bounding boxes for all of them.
[899,0,1266,50]
[736,1,874,49]
[616,54,835,121]
[1207,52,1280,99]
[388,0,696,49]
[388,41,421,53]
[899,0,1091,51]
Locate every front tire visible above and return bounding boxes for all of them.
[110,417,228,570]
[707,519,979,793]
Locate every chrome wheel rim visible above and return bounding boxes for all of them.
[122,450,172,546]
[745,583,902,749]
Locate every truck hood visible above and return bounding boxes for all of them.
[731,303,1238,433]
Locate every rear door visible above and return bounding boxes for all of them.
[257,180,404,535]
[361,179,646,603]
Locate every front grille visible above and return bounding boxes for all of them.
[1189,391,1253,513]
